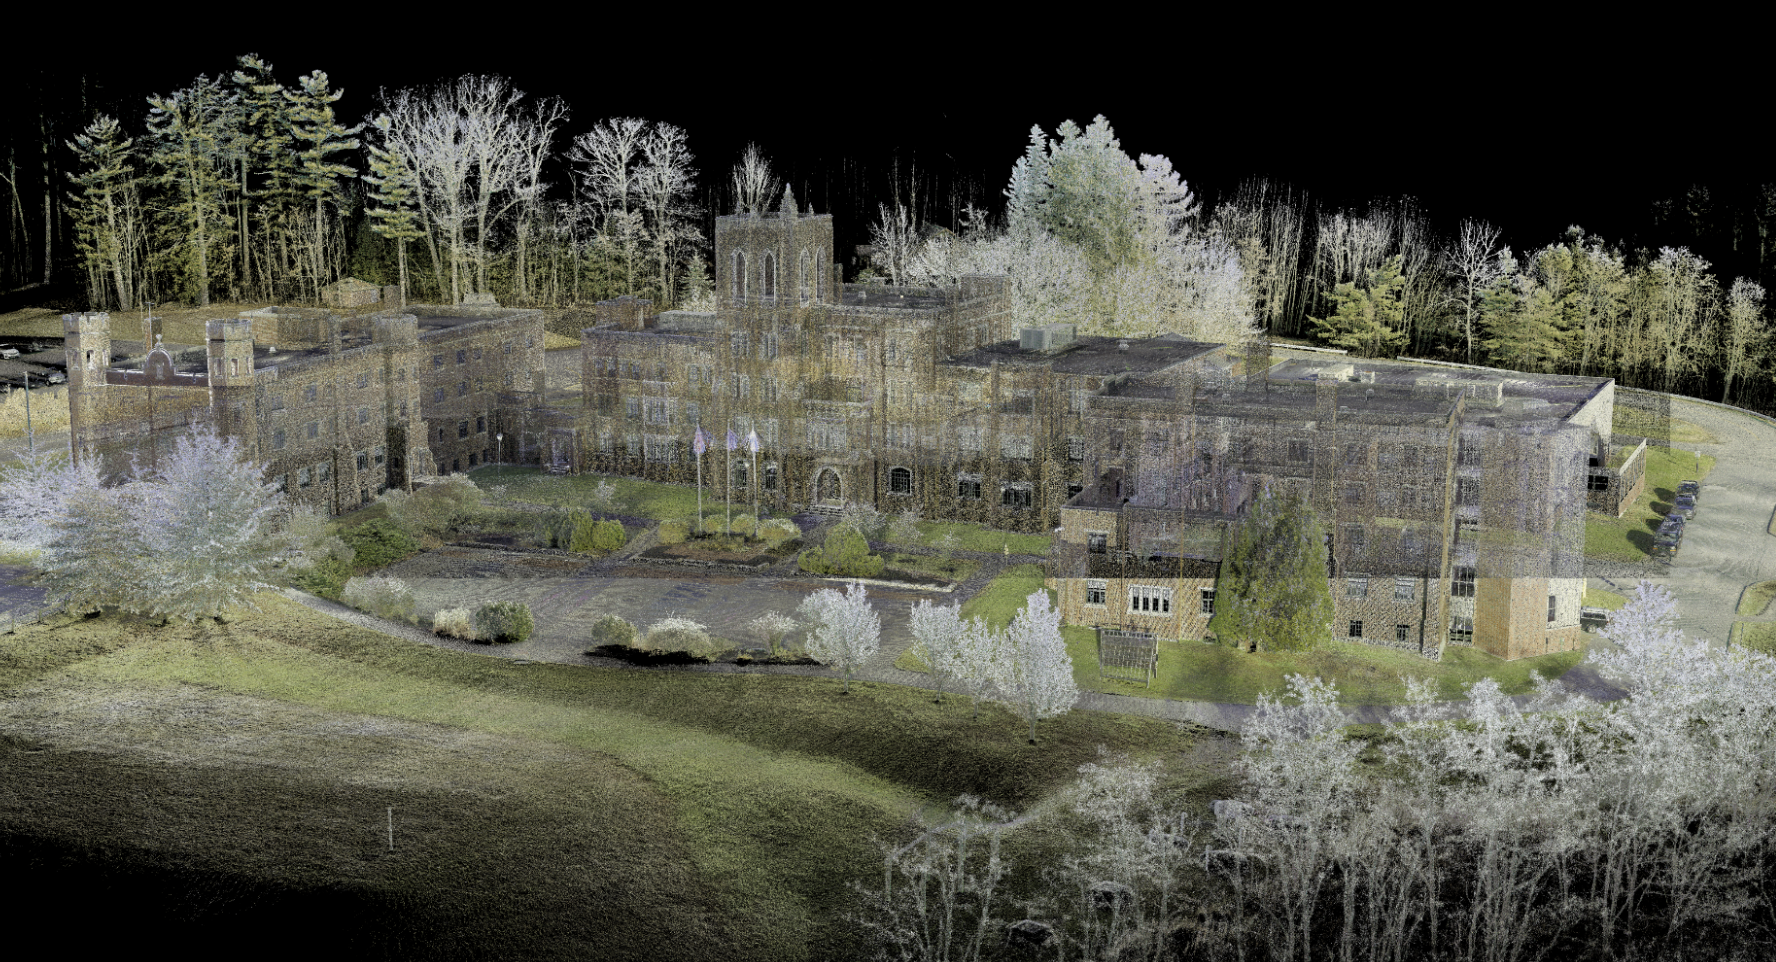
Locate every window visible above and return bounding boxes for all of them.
[889,467,912,494]
[1453,566,1476,597]
[1549,594,1558,623]
[374,446,385,466]
[457,349,467,365]
[476,377,484,394]
[468,453,477,467]
[504,342,513,355]
[473,348,482,360]
[1128,586,1172,614]
[686,402,700,425]
[1456,477,1479,506]
[357,372,369,389]
[765,463,778,491]
[476,416,485,434]
[458,421,470,439]
[504,373,513,389]
[1087,531,1108,553]
[1450,615,1473,645]
[1001,435,1033,460]
[1201,589,1216,615]
[269,393,286,412]
[305,384,318,403]
[626,397,641,421]
[762,251,775,300]
[306,421,319,440]
[1348,526,1365,553]
[433,388,445,402]
[1288,439,1310,462]
[1349,620,1364,639]
[645,399,671,425]
[317,463,330,484]
[1347,577,1368,599]
[457,381,469,398]
[453,458,460,472]
[358,406,369,425]
[1087,581,1107,606]
[1343,442,1364,465]
[1395,577,1416,602]
[433,354,444,370]
[298,466,311,487]
[1588,473,1611,492]
[1342,484,1363,506]
[957,475,982,500]
[400,402,407,418]
[1067,437,1085,461]
[733,250,747,302]
[1001,485,1032,508]
[1067,484,1084,501]
[734,462,748,487]
[356,450,368,471]
[1396,624,1410,643]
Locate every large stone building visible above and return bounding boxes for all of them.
[59,207,1640,661]
[62,303,546,515]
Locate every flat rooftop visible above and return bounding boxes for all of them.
[945,334,1224,376]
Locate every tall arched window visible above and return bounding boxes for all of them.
[733,251,748,304]
[889,466,912,494]
[813,249,824,302]
[799,250,811,304]
[762,251,776,301]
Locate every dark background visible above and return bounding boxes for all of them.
[3,24,1765,299]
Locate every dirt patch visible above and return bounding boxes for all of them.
[638,544,778,567]
[0,681,586,800]
[608,566,749,584]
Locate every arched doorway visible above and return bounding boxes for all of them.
[816,468,842,505]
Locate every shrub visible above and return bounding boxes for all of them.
[293,555,351,600]
[837,500,887,540]
[799,523,885,578]
[591,519,626,552]
[757,518,801,545]
[588,613,638,648]
[342,576,417,623]
[644,616,719,658]
[433,606,477,640]
[384,475,483,541]
[473,601,534,643]
[586,479,618,512]
[657,519,689,544]
[887,508,923,546]
[746,611,800,656]
[567,509,600,553]
[729,513,757,536]
[340,519,420,571]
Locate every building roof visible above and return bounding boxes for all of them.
[944,334,1223,376]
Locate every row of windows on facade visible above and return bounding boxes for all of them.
[272,413,490,452]
[269,448,384,491]
[438,449,493,473]
[731,248,825,305]
[430,340,531,372]
[1130,435,1468,469]
[267,372,406,411]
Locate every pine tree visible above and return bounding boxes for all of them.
[231,54,299,300]
[146,75,237,307]
[1207,487,1333,653]
[364,126,424,304]
[1309,254,1408,358]
[284,71,362,303]
[66,115,143,311]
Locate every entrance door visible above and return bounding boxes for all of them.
[816,468,842,505]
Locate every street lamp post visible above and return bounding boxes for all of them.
[497,433,504,468]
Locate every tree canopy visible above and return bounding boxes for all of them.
[1207,486,1333,653]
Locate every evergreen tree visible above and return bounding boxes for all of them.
[1309,253,1408,358]
[231,54,299,300]
[65,115,143,310]
[284,70,362,303]
[146,75,237,306]
[363,125,424,303]
[1207,487,1332,653]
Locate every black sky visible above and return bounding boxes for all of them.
[15,23,1763,278]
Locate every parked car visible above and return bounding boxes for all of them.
[1673,493,1697,519]
[1657,517,1685,544]
[46,371,65,384]
[1677,480,1700,502]
[0,348,18,359]
[1652,540,1678,562]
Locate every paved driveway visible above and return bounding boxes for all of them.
[1586,397,1776,650]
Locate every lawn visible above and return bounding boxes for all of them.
[913,520,1051,555]
[1732,620,1776,654]
[0,592,1213,961]
[1584,588,1631,611]
[882,551,979,583]
[1739,580,1776,617]
[1613,405,1719,445]
[1586,446,1717,561]
[470,465,752,526]
[896,565,1584,706]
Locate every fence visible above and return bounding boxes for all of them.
[1098,627,1159,688]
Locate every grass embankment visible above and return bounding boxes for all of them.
[899,565,1584,706]
[0,592,1219,960]
[1585,446,1717,561]
[1613,405,1720,446]
[1584,588,1630,611]
[1738,580,1776,618]
[1731,621,1776,654]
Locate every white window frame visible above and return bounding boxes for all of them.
[1128,585,1173,615]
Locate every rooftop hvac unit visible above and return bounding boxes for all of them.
[1020,327,1049,351]
[1356,370,1376,383]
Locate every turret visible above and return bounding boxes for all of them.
[63,311,111,390]
[205,319,254,386]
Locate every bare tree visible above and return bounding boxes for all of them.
[1445,219,1507,363]
[729,142,780,216]
[870,202,919,286]
[1720,277,1768,403]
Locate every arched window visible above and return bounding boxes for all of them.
[733,251,748,304]
[814,249,823,302]
[889,466,912,494]
[799,250,811,304]
[764,462,779,491]
[762,251,776,301]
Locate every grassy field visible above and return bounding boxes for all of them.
[1614,405,1720,445]
[1586,446,1717,561]
[0,591,1226,960]
[1739,581,1776,617]
[1584,588,1631,611]
[911,521,1050,555]
[896,565,1584,706]
[469,465,751,525]
[1732,620,1776,654]
[882,552,979,582]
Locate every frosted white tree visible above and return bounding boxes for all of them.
[37,421,297,623]
[909,598,967,704]
[991,590,1077,743]
[797,579,881,694]
[0,447,104,556]
[729,142,780,216]
[869,202,919,286]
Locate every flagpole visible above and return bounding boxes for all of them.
[725,418,733,536]
[746,424,761,540]
[694,423,704,536]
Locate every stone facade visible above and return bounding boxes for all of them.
[63,304,546,516]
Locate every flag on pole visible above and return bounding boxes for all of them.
[747,428,759,454]
[693,425,707,456]
[727,428,738,452]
